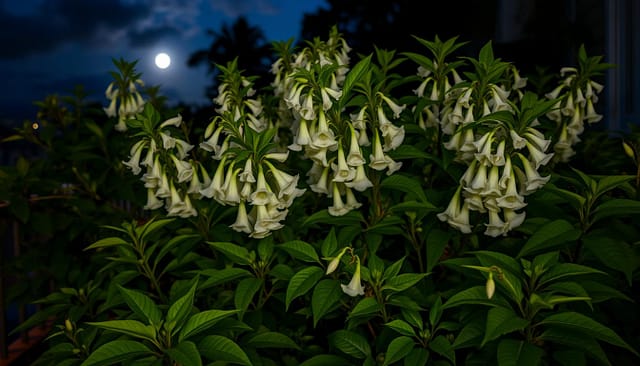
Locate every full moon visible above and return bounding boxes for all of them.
[155,53,171,69]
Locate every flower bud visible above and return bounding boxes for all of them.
[486,272,496,299]
[623,141,636,163]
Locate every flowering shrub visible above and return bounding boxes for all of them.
[5,28,640,366]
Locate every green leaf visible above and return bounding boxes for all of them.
[582,235,639,285]
[538,263,606,286]
[425,229,451,272]
[245,331,301,350]
[234,277,263,320]
[382,273,429,292]
[341,54,372,100]
[312,279,343,327]
[594,175,634,198]
[278,240,321,263]
[165,341,202,366]
[517,220,580,258]
[389,200,439,216]
[84,237,130,251]
[365,215,406,235]
[138,218,175,241]
[592,198,640,223]
[453,317,484,349]
[299,355,351,366]
[383,257,405,281]
[543,183,586,211]
[207,241,251,265]
[383,336,415,366]
[443,286,509,310]
[497,339,543,366]
[85,320,157,344]
[117,285,162,326]
[155,234,200,267]
[429,297,443,328]
[303,209,364,227]
[321,227,339,257]
[199,268,252,290]
[199,335,252,366]
[285,266,324,310]
[80,340,154,366]
[538,328,610,365]
[481,307,529,346]
[404,348,429,366]
[538,311,638,355]
[348,297,381,319]
[385,320,416,337]
[380,174,428,202]
[165,276,198,336]
[178,309,239,342]
[329,329,372,359]
[428,335,455,364]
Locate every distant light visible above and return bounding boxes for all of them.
[32,122,39,130]
[155,53,171,69]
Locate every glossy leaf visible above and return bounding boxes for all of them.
[383,336,415,366]
[285,266,324,310]
[278,240,321,263]
[329,329,372,359]
[245,331,301,350]
[116,285,162,326]
[496,339,543,366]
[198,335,252,366]
[80,340,154,366]
[178,309,239,342]
[312,279,343,327]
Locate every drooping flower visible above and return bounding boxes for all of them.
[341,255,365,297]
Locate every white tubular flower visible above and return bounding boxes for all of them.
[466,163,488,194]
[219,167,241,205]
[328,183,350,216]
[160,114,182,129]
[332,144,356,183]
[156,173,171,198]
[567,106,585,136]
[284,83,305,110]
[517,153,550,194]
[265,161,301,198]
[413,76,431,97]
[524,128,551,152]
[310,111,338,150]
[200,156,227,199]
[265,151,289,163]
[299,93,316,121]
[344,186,362,210]
[174,139,195,160]
[240,181,253,200]
[560,67,577,77]
[459,160,478,186]
[251,204,283,238]
[574,88,586,107]
[239,158,256,183]
[512,67,527,89]
[341,255,365,297]
[321,87,342,110]
[160,132,176,149]
[143,188,164,210]
[474,131,495,165]
[380,122,405,151]
[170,154,194,183]
[143,156,163,188]
[351,106,368,130]
[230,201,253,234]
[546,101,563,122]
[437,186,472,234]
[212,136,230,160]
[289,119,312,151]
[346,124,366,166]
[484,209,507,237]
[379,92,406,118]
[345,165,373,192]
[187,165,204,196]
[369,130,388,171]
[448,102,464,125]
[509,130,527,150]
[357,126,371,146]
[244,98,263,116]
[200,125,223,152]
[444,130,463,151]
[249,165,275,206]
[488,140,506,166]
[561,93,575,116]
[504,208,526,231]
[526,141,554,169]
[482,165,502,198]
[167,183,187,216]
[584,98,602,123]
[104,97,117,118]
[553,125,576,162]
[141,140,155,167]
[179,195,197,218]
[457,87,474,108]
[115,118,128,132]
[499,155,513,190]
[123,140,147,175]
[496,171,527,210]
[325,247,349,275]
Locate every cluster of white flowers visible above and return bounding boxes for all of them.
[545,67,604,162]
[413,55,552,236]
[104,78,145,132]
[272,29,406,216]
[324,247,365,297]
[200,70,305,238]
[122,114,201,218]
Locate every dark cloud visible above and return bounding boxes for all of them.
[0,0,186,59]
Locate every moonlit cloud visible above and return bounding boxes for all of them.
[208,0,278,18]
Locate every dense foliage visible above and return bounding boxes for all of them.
[2,28,640,366]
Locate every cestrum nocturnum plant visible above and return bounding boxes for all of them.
[272,27,406,217]
[104,58,146,132]
[409,40,556,237]
[199,60,305,238]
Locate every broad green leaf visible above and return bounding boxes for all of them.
[199,335,252,366]
[582,235,639,285]
[481,307,529,346]
[385,320,416,337]
[329,329,372,359]
[165,341,201,366]
[155,234,200,267]
[303,209,364,227]
[321,227,339,257]
[117,285,162,326]
[517,220,580,258]
[165,277,198,336]
[285,266,324,310]
[380,174,428,202]
[178,309,239,342]
[428,335,455,364]
[312,279,343,327]
[538,328,610,365]
[341,54,372,100]
[389,200,439,216]
[245,331,300,350]
[348,297,381,319]
[207,241,251,265]
[382,273,429,292]
[85,320,157,344]
[542,183,586,211]
[404,347,429,366]
[538,311,638,355]
[198,268,252,290]
[383,257,405,281]
[299,354,351,366]
[429,297,443,328]
[365,215,406,235]
[538,263,606,286]
[80,340,154,366]
[138,218,175,241]
[278,240,321,263]
[580,280,633,303]
[257,236,274,261]
[400,308,423,331]
[472,251,522,277]
[383,336,415,366]
[592,198,640,223]
[453,317,484,349]
[443,286,509,310]
[425,229,451,272]
[234,277,263,320]
[84,237,130,251]
[496,339,543,366]
[594,175,634,198]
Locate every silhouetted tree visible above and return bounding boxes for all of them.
[188,16,274,99]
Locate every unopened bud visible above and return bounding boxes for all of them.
[65,319,73,332]
[486,272,496,299]
[623,141,636,163]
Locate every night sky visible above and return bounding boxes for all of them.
[0,0,326,128]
